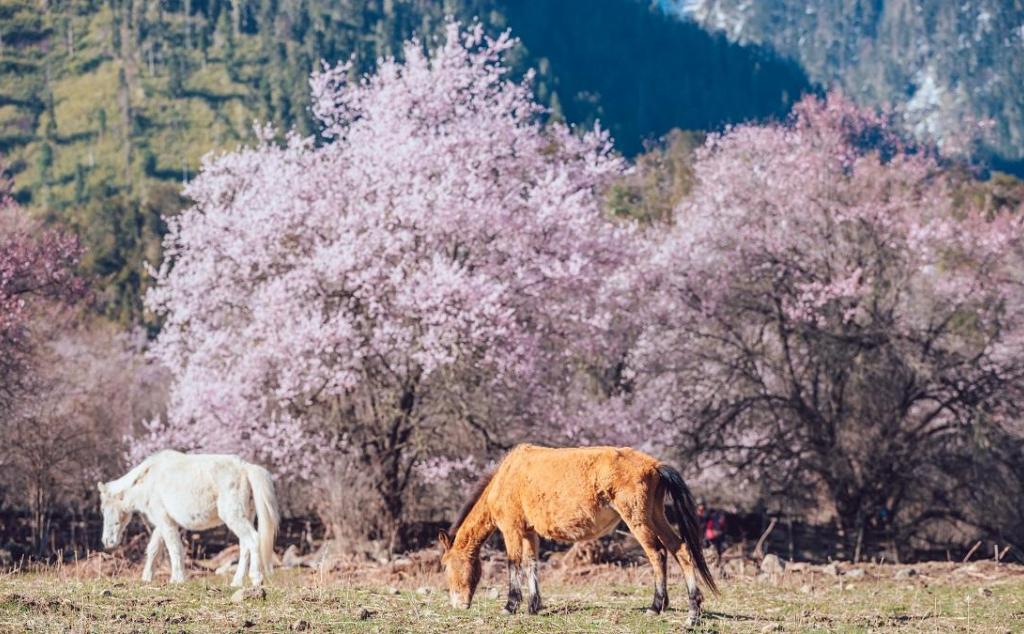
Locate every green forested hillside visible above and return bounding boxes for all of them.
[1,0,501,324]
[506,0,809,156]
[0,0,811,324]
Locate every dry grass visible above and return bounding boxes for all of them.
[2,554,1023,632]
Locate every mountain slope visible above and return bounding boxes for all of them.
[667,0,1024,172]
[505,0,810,156]
[0,0,497,323]
[1,0,815,324]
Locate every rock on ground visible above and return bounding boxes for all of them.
[215,562,237,576]
[231,587,267,603]
[760,554,785,575]
[281,545,305,569]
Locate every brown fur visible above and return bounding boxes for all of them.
[439,444,718,623]
[448,470,494,537]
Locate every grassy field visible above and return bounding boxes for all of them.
[1,558,1022,633]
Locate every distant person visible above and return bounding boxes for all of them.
[696,497,727,558]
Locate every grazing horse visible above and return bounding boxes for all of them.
[438,444,717,625]
[98,450,279,587]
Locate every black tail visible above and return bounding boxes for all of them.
[657,465,718,594]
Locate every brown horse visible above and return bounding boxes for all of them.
[438,444,717,625]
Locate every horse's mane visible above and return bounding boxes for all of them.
[449,470,494,538]
[109,450,176,494]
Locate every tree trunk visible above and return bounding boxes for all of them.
[853,512,865,563]
[376,386,418,555]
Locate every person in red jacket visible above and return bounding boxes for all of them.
[696,497,727,558]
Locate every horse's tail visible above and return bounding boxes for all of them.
[657,464,718,594]
[245,463,280,575]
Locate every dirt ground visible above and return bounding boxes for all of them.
[2,549,1023,632]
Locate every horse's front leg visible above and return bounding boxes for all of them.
[141,530,165,583]
[523,533,542,615]
[502,529,525,614]
[156,518,187,583]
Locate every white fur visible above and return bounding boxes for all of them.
[98,450,280,587]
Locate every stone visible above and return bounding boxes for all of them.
[723,558,749,578]
[415,586,431,595]
[215,562,237,576]
[357,607,373,620]
[799,584,812,594]
[302,541,339,569]
[486,587,501,600]
[821,562,840,576]
[289,620,310,631]
[846,568,865,578]
[894,567,917,579]
[760,554,785,575]
[386,586,400,595]
[281,545,304,569]
[98,588,113,597]
[231,587,266,603]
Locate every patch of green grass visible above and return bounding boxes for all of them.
[2,564,1023,633]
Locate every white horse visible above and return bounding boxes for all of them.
[98,450,279,587]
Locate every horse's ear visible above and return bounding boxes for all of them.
[438,530,452,553]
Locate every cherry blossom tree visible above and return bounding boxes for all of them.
[143,23,633,549]
[0,166,84,414]
[0,324,168,555]
[628,94,1024,554]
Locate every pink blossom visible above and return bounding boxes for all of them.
[143,23,634,507]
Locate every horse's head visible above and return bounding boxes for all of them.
[439,530,481,609]
[97,482,131,549]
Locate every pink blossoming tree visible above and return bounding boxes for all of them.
[0,166,84,413]
[144,23,633,547]
[627,94,1024,553]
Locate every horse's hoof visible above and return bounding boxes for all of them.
[645,608,659,616]
[685,613,701,628]
[502,605,518,615]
